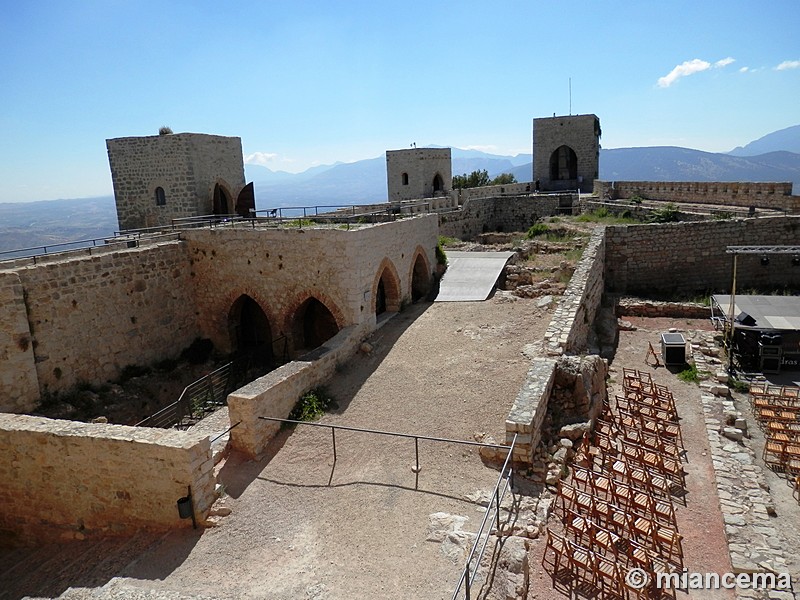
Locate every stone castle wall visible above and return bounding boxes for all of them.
[0,218,438,412]
[438,194,576,239]
[107,133,245,231]
[533,114,600,193]
[0,413,216,543]
[3,241,198,405]
[185,216,438,356]
[594,180,800,213]
[605,216,800,295]
[386,148,452,202]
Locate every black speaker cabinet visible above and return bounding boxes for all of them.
[735,312,757,327]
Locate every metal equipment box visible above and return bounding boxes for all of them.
[661,333,686,366]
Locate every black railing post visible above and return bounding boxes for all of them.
[464,563,470,600]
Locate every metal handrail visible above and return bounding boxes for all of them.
[452,433,517,600]
[0,231,182,264]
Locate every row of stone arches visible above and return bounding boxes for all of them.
[372,250,431,318]
[226,249,432,366]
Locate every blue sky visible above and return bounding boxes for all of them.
[1,1,798,203]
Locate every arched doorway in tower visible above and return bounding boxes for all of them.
[411,253,431,302]
[213,183,231,215]
[549,145,578,181]
[432,173,444,194]
[228,295,274,367]
[291,297,340,353]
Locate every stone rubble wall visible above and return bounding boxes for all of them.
[0,271,39,412]
[453,182,535,203]
[505,358,557,464]
[594,180,799,213]
[228,324,369,458]
[605,216,800,296]
[543,227,606,356]
[1,241,198,408]
[0,413,216,543]
[438,194,576,240]
[616,298,711,319]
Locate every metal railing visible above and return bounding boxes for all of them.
[136,358,246,429]
[257,416,513,487]
[257,415,518,598]
[0,231,182,264]
[452,433,518,600]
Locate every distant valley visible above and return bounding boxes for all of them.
[2,125,799,253]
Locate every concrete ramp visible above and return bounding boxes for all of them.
[436,251,515,302]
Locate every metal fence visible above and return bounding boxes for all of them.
[256,415,518,597]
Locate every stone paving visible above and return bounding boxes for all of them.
[693,331,799,600]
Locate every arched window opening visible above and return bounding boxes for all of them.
[228,295,273,367]
[411,253,431,302]
[549,145,578,181]
[433,173,444,193]
[376,278,387,315]
[155,187,166,206]
[402,172,409,185]
[292,297,339,352]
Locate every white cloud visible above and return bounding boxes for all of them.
[657,56,736,88]
[657,59,711,87]
[739,66,750,73]
[776,60,800,71]
[244,152,278,166]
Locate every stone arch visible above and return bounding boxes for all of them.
[433,172,444,193]
[284,291,345,355]
[370,258,402,316]
[212,180,233,215]
[408,246,432,302]
[549,145,577,181]
[228,294,274,366]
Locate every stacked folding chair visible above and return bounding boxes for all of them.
[543,369,687,599]
[751,383,800,479]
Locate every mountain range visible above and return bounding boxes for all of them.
[1,125,799,252]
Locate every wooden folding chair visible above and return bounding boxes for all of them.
[793,476,800,504]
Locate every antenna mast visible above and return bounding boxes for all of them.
[569,78,572,115]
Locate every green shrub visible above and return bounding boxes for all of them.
[289,387,336,422]
[287,218,316,227]
[436,240,448,266]
[438,235,459,246]
[526,223,550,238]
[648,203,680,223]
[677,363,698,383]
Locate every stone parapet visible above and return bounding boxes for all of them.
[0,414,215,543]
[543,227,606,355]
[594,180,799,213]
[505,358,557,464]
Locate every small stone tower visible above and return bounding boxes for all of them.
[533,114,600,193]
[386,148,452,203]
[106,132,247,231]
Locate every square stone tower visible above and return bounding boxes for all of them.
[532,114,600,193]
[386,148,452,203]
[106,132,246,231]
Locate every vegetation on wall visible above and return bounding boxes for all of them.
[452,170,517,189]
